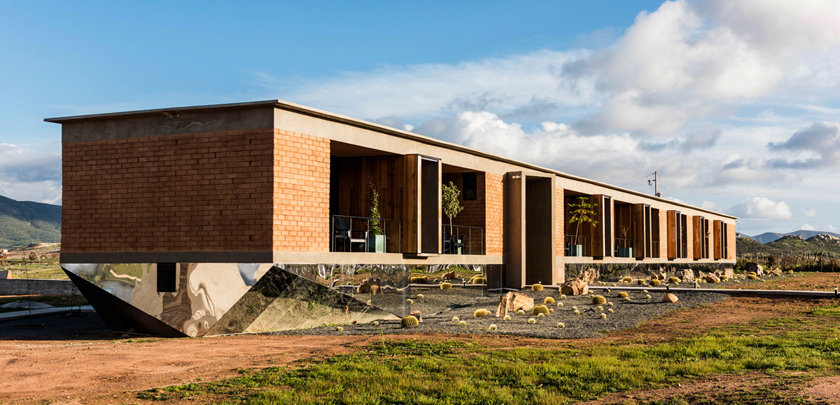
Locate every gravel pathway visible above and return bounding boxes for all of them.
[270,288,728,339]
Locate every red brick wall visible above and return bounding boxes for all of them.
[272,129,330,252]
[62,130,275,252]
[485,173,504,255]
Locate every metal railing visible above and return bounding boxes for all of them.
[330,215,400,253]
[565,234,592,257]
[614,237,634,257]
[442,224,484,255]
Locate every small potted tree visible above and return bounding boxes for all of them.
[442,181,465,254]
[367,185,386,253]
[567,196,598,257]
[618,226,632,257]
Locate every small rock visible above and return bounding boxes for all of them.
[704,274,720,283]
[662,293,679,303]
[680,269,695,283]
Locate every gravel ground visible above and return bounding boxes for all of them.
[270,288,728,339]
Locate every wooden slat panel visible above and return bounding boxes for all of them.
[632,204,646,259]
[591,194,605,258]
[693,216,702,260]
[667,210,677,259]
[504,172,524,288]
[401,155,419,253]
[713,220,722,260]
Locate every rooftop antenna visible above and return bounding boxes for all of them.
[647,171,661,198]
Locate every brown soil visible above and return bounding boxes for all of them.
[1,272,838,404]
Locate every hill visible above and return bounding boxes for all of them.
[747,230,840,244]
[737,234,840,258]
[0,195,61,249]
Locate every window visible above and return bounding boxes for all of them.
[462,172,477,200]
[157,263,177,293]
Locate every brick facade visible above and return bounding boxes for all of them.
[62,130,275,252]
[272,129,330,252]
[484,172,504,256]
[555,188,565,257]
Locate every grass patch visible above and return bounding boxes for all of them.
[141,307,840,404]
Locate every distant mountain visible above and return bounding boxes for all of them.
[737,233,840,258]
[0,195,61,249]
[746,230,840,244]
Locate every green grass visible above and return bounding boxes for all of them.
[138,305,840,404]
[1,259,66,279]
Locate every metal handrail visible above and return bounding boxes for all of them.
[330,215,401,253]
[442,224,484,255]
[565,234,592,256]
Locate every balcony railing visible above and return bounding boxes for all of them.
[330,215,400,253]
[442,224,484,255]
[565,234,592,257]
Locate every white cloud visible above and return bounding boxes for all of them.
[258,50,595,122]
[803,208,817,217]
[801,224,816,231]
[701,200,717,210]
[729,197,793,219]
[0,143,61,204]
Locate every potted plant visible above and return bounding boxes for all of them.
[619,226,633,257]
[367,185,386,253]
[442,181,465,254]
[567,196,599,257]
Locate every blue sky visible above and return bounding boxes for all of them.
[2,1,840,235]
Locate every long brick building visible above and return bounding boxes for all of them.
[47,100,736,336]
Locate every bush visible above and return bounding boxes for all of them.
[503,315,511,321]
[409,276,427,283]
[336,326,343,332]
[516,309,525,315]
[596,305,604,311]
[400,316,419,328]
[440,282,452,290]
[488,324,497,331]
[531,283,544,292]
[557,302,564,308]
[607,308,614,313]
[469,276,486,284]
[528,318,536,324]
[452,316,460,323]
[556,322,565,328]
[474,309,489,318]
[532,305,550,315]
[591,295,607,305]
[621,276,633,283]
[618,292,629,298]
[537,313,545,318]
[406,299,414,304]
[650,279,662,286]
[600,313,607,319]
[544,297,555,304]
[747,274,758,280]
[668,277,680,284]
[458,320,467,326]
[636,279,646,285]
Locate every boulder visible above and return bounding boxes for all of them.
[504,291,535,312]
[496,295,509,318]
[662,293,679,303]
[560,279,589,296]
[579,267,600,284]
[704,274,720,283]
[747,262,764,276]
[410,310,423,323]
[771,268,783,277]
[680,269,695,283]
[442,271,457,280]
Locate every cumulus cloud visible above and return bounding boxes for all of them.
[768,122,840,168]
[260,50,596,122]
[801,224,816,231]
[803,208,817,217]
[0,143,61,204]
[567,0,840,136]
[729,197,793,219]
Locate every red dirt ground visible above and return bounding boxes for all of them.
[1,272,839,404]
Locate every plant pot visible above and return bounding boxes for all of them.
[367,234,386,253]
[566,244,583,257]
[618,247,633,257]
